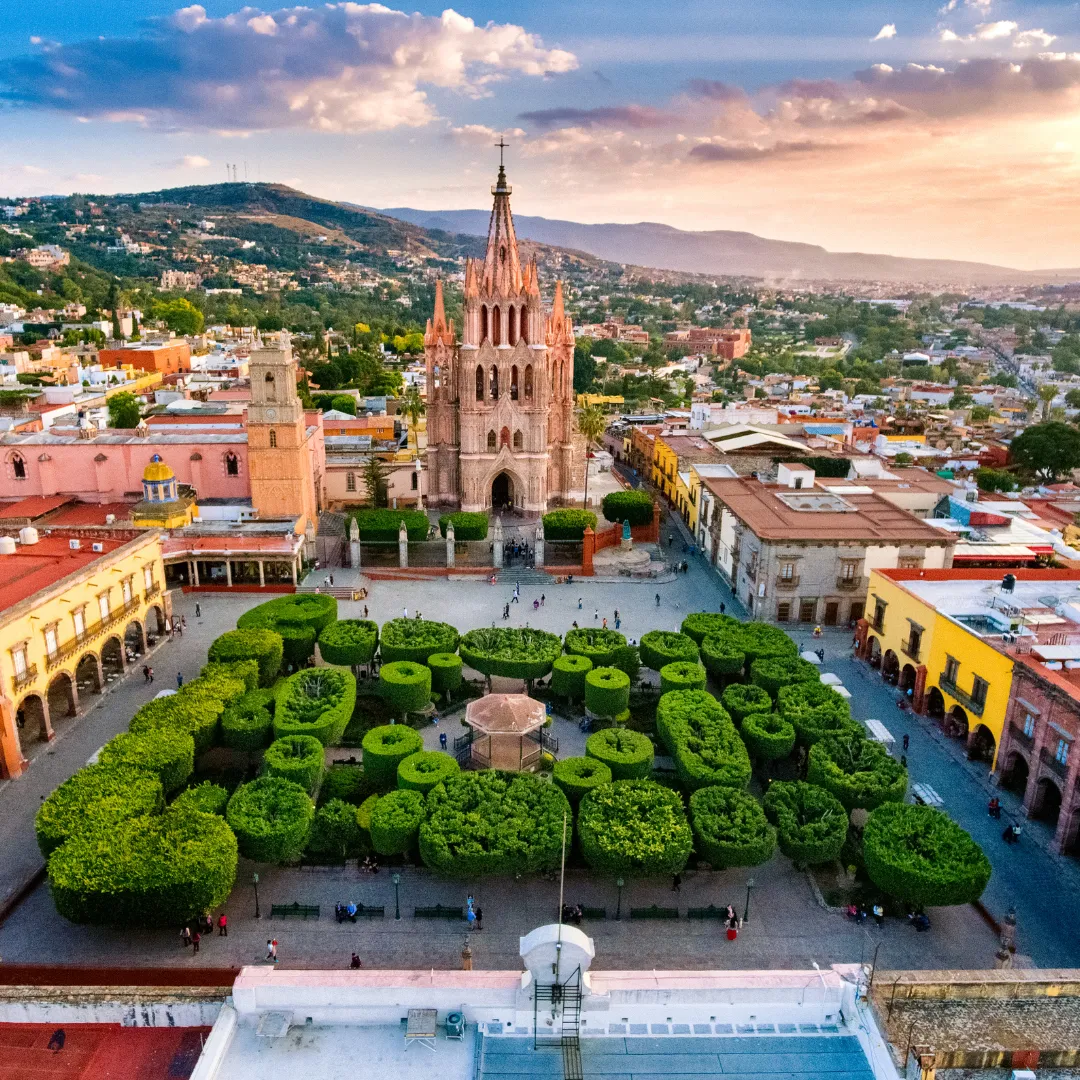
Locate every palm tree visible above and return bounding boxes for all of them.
[402,385,426,453]
[1038,384,1057,420]
[576,403,607,511]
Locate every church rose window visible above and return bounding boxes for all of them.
[524,365,533,400]
[510,366,519,400]
[475,365,484,401]
[487,430,496,451]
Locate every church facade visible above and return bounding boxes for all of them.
[424,164,585,514]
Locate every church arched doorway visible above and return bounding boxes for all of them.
[492,472,513,511]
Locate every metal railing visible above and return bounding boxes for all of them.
[12,664,37,694]
[1040,746,1069,780]
[44,595,147,672]
[939,673,986,717]
[1009,722,1034,750]
[836,576,863,591]
[775,574,800,590]
[901,638,921,662]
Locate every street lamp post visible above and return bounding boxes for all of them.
[392,873,402,921]
[743,878,755,925]
[253,872,260,919]
[615,878,625,921]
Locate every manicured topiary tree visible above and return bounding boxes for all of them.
[379,618,459,665]
[777,681,858,746]
[207,628,284,687]
[750,655,821,699]
[863,803,992,908]
[438,511,489,540]
[738,622,798,665]
[238,593,338,667]
[689,786,776,869]
[639,630,699,672]
[428,652,463,700]
[362,725,424,791]
[741,712,796,764]
[226,776,314,864]
[397,750,460,794]
[131,671,248,754]
[306,798,363,861]
[578,780,692,876]
[356,793,378,849]
[318,619,379,667]
[420,771,571,876]
[352,508,428,542]
[98,730,194,796]
[541,509,597,540]
[721,683,773,725]
[369,789,426,856]
[763,781,847,867]
[699,632,747,681]
[585,728,654,780]
[660,661,707,694]
[656,689,752,791]
[585,666,631,721]
[172,782,229,816]
[807,733,908,811]
[320,765,366,806]
[564,627,627,668]
[200,659,260,692]
[680,612,740,645]
[220,688,275,752]
[379,660,432,722]
[459,627,563,686]
[264,734,326,794]
[552,756,613,804]
[551,654,592,702]
[274,667,357,745]
[601,489,655,527]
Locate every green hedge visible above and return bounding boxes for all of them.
[370,789,426,855]
[356,794,378,849]
[750,655,821,698]
[428,652,463,697]
[320,764,367,806]
[460,627,563,681]
[777,681,858,745]
[237,594,338,667]
[578,780,692,876]
[656,689,752,791]
[207,628,283,687]
[807,734,908,811]
[585,666,631,718]
[220,688,275,752]
[689,787,777,869]
[737,622,798,665]
[564,627,627,668]
[763,781,848,866]
[721,683,773,725]
[601,489,655,527]
[438,511,489,540]
[551,654,592,701]
[542,509,597,540]
[226,777,314,864]
[274,667,357,746]
[352,508,429,543]
[379,660,432,718]
[680,612,740,645]
[397,751,460,794]
[36,763,164,858]
[200,659,260,692]
[380,618,459,665]
[863,803,991,908]
[639,630,699,672]
[362,725,424,790]
[318,620,379,667]
[98,730,194,796]
[700,633,747,679]
[612,645,641,684]
[130,671,248,754]
[306,798,364,860]
[552,756,613,804]
[172,782,229,816]
[741,712,797,762]
[586,728,654,780]
[660,661,707,694]
[48,806,237,927]
[263,735,326,794]
[420,771,571,876]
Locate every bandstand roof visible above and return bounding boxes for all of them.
[465,694,546,735]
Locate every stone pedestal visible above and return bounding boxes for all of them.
[398,521,408,569]
[446,523,456,569]
[493,516,504,569]
[349,518,361,571]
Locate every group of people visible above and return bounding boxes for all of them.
[335,901,364,923]
[180,912,227,953]
[359,855,380,873]
[845,904,886,926]
[496,540,532,565]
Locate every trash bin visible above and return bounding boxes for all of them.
[446,1012,465,1041]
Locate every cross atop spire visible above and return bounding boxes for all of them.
[495,136,509,167]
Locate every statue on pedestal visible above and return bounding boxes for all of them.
[620,518,633,551]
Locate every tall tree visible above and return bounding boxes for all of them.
[576,403,607,511]
[401,384,426,453]
[362,454,390,508]
[1011,421,1080,482]
[1038,384,1058,419]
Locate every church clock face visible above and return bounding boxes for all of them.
[265,408,277,421]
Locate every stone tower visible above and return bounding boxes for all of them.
[247,334,320,532]
[424,162,584,513]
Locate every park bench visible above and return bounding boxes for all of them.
[580,906,606,920]
[413,904,465,920]
[687,905,728,921]
[338,903,384,920]
[630,904,678,920]
[271,902,320,920]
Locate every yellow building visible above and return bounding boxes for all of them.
[576,394,624,410]
[131,455,198,529]
[0,529,169,780]
[651,434,725,528]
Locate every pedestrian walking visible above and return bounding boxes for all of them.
[655,593,661,606]
[203,912,213,935]
[329,574,334,586]
[181,616,187,631]
[218,913,228,936]
[602,617,608,629]
[533,598,540,611]
[195,602,201,618]
[148,667,154,683]
[578,597,583,610]
[363,605,369,619]
[403,607,409,619]
[594,608,599,622]
[671,873,682,893]
[474,906,483,931]
[540,594,545,607]
[192,931,201,954]
[614,616,621,630]
[267,939,278,963]
[614,609,619,622]
[176,672,184,689]
[143,664,150,683]
[902,733,910,752]
[719,603,726,615]
[181,926,192,948]
[439,732,447,750]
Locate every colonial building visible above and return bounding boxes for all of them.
[424,163,584,513]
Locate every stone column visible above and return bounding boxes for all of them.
[446,522,456,569]
[225,560,233,587]
[39,696,53,743]
[1054,757,1080,852]
[493,516,504,569]
[398,520,409,569]
[349,517,361,572]
[534,519,545,569]
[192,561,200,587]
[0,698,25,780]
[913,664,928,714]
[582,526,595,577]
[291,559,298,586]
[258,561,265,587]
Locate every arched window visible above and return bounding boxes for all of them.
[265,372,275,382]
[510,365,519,401]
[480,305,488,343]
[508,306,517,346]
[490,366,499,400]
[475,365,484,401]
[225,452,239,476]
[269,429,277,448]
[500,426,511,449]
[513,430,523,450]
[524,365,533,400]
[520,311,528,345]
[346,472,356,492]
[11,455,25,480]
[487,430,497,451]
[492,305,502,346]
[433,364,441,390]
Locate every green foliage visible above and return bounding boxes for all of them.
[319,764,367,806]
[721,683,773,724]
[317,620,379,667]
[172,782,229,816]
[350,508,429,542]
[438,511,489,540]
[578,780,692,876]
[263,735,325,794]
[306,798,364,860]
[207,628,283,686]
[356,793,379,848]
[975,467,1017,493]
[541,509,597,540]
[735,623,799,665]
[551,654,592,701]
[460,627,563,680]
[428,652,464,697]
[397,751,460,794]
[370,789,426,855]
[601,489,655,527]
[330,394,357,414]
[585,728,654,780]
[98,730,194,796]
[741,712,796,762]
[807,734,908,811]
[690,787,777,869]
[680,612,740,645]
[750,655,821,698]
[639,630,699,671]
[380,618,459,664]
[36,764,164,858]
[158,296,205,336]
[585,666,631,718]
[420,771,571,877]
[226,777,314,864]
[107,390,142,428]
[200,659,260,692]
[220,688,275,752]
[1010,421,1080,481]
[611,644,641,683]
[763,781,848,866]
[361,725,424,790]
[659,661,707,694]
[564,627,627,667]
[800,456,850,478]
[777,681,857,745]
[379,660,432,717]
[700,633,747,679]
[656,689,752,791]
[863,803,991,907]
[274,667,357,746]
[552,756,613,804]
[237,594,338,667]
[130,671,248,754]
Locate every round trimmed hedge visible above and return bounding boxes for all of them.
[379,661,432,719]
[601,489,655,527]
[660,661,707,694]
[263,735,325,794]
[552,756,613,804]
[680,612,740,645]
[585,666,631,719]
[370,789,426,856]
[362,725,424,790]
[738,623,798,665]
[306,798,363,860]
[690,787,777,869]
[863,803,991,908]
[36,763,164,858]
[551,654,593,701]
[777,681,857,745]
[201,659,259,692]
[397,750,460,794]
[220,688,275,752]
[564,627,627,668]
[420,771,571,877]
[428,652,463,697]
[639,630,699,672]
[172,782,229,816]
[586,728,654,780]
[98,730,194,796]
[226,776,314,864]
[699,633,747,680]
[237,593,338,667]
[578,780,692,876]
[459,627,563,681]
[542,509,597,541]
[763,781,847,866]
[807,733,908,811]
[741,712,797,762]
[721,683,773,725]
[380,618,459,665]
[274,667,357,746]
[438,511,489,541]
[48,805,237,927]
[356,793,378,848]
[130,671,248,755]
[318,619,379,667]
[750,655,821,698]
[207,628,283,687]
[656,689,751,791]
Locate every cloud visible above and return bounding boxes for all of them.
[0,3,578,134]
[688,140,824,162]
[873,24,897,41]
[686,79,749,103]
[518,105,671,130]
[1015,29,1056,49]
[179,154,211,168]
[976,20,1017,40]
[449,123,524,146]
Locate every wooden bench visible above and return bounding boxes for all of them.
[580,906,607,920]
[271,902,320,920]
[338,903,385,920]
[630,904,678,920]
[688,905,728,920]
[413,904,465,920]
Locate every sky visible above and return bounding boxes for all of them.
[0,0,1079,269]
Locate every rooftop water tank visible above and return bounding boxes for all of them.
[0,536,16,555]
[19,527,39,546]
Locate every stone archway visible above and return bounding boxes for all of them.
[900,664,917,694]
[47,672,77,720]
[124,620,145,660]
[76,653,102,698]
[947,704,969,740]
[866,636,882,668]
[148,605,166,644]
[1034,775,1063,825]
[491,471,514,512]
[926,686,945,721]
[1001,750,1029,795]
[16,694,49,747]
[882,649,900,685]
[968,723,996,763]
[101,637,125,682]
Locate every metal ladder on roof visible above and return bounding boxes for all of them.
[533,967,583,1080]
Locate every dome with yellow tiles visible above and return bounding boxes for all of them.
[143,454,175,484]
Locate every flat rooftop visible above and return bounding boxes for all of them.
[0,534,131,613]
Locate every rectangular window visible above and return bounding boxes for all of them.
[971,676,988,708]
[840,561,857,582]
[908,629,921,657]
[872,600,886,633]
[144,566,154,590]
[98,593,110,622]
[411,472,418,490]
[11,647,26,677]
[44,627,57,656]
[898,556,922,569]
[1056,739,1070,766]
[346,472,356,492]
[777,602,791,622]
[73,609,85,637]
[122,578,132,604]
[780,562,795,581]
[1023,713,1036,738]
[944,655,960,683]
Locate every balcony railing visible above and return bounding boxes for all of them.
[901,638,921,662]
[12,663,38,694]
[836,576,864,591]
[145,583,162,600]
[1009,722,1034,750]
[1040,746,1069,780]
[939,673,987,717]
[775,574,800,590]
[43,595,147,672]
